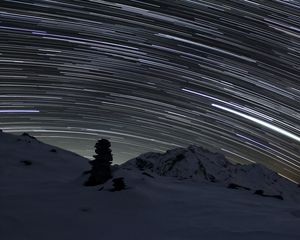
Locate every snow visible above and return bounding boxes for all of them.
[123,145,300,201]
[1,132,300,240]
[0,132,89,189]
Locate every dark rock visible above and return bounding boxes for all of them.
[142,172,154,178]
[254,189,264,195]
[20,160,32,166]
[136,157,154,171]
[254,189,283,200]
[110,177,126,191]
[22,132,36,140]
[227,183,251,191]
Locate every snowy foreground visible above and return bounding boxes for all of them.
[1,132,300,240]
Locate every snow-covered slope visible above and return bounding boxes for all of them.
[122,145,300,201]
[0,131,89,189]
[1,131,300,240]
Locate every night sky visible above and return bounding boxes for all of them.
[0,0,300,182]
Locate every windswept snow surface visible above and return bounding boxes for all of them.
[1,132,300,240]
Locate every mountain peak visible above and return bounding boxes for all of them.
[123,145,233,180]
[121,145,299,200]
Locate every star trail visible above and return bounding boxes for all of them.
[0,0,300,182]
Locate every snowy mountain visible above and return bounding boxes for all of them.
[1,131,300,240]
[121,145,300,201]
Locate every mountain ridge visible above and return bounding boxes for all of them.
[119,145,300,201]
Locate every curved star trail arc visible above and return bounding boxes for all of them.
[0,0,300,182]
